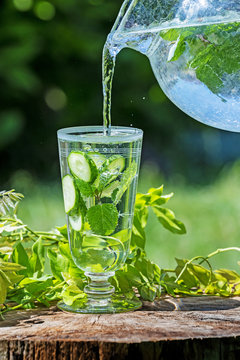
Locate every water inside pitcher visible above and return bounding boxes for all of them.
[104,0,240,132]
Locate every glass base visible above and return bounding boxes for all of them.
[57,295,142,314]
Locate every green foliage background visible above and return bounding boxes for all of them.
[2,0,240,185]
[1,0,240,274]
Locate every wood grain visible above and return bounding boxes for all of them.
[1,296,240,359]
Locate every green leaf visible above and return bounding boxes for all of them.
[214,269,240,283]
[113,229,130,244]
[135,257,155,283]
[19,276,54,298]
[169,36,186,62]
[0,270,8,304]
[47,249,69,281]
[62,284,86,306]
[132,208,147,249]
[74,190,87,216]
[12,242,32,276]
[188,263,211,287]
[160,22,240,94]
[97,170,116,192]
[75,178,95,197]
[58,243,74,263]
[58,243,85,283]
[153,206,186,234]
[0,190,24,216]
[87,203,118,236]
[175,258,199,288]
[62,270,84,290]
[0,259,26,272]
[135,186,173,207]
[56,225,68,239]
[160,28,180,42]
[139,284,157,302]
[135,206,149,229]
[149,193,173,207]
[0,248,12,261]
[113,271,130,293]
[29,237,45,276]
[114,162,137,205]
[125,264,143,287]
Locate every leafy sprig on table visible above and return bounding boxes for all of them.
[0,190,23,216]
[1,188,240,317]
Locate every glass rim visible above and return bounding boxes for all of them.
[57,126,143,143]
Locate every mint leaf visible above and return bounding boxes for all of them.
[0,259,26,272]
[136,186,173,207]
[139,284,157,302]
[152,206,186,234]
[175,258,199,288]
[75,189,87,216]
[125,264,143,287]
[114,162,137,205]
[47,249,69,281]
[0,270,9,304]
[0,262,25,304]
[215,269,240,282]
[56,224,68,239]
[29,237,45,276]
[148,187,173,207]
[188,263,211,287]
[75,178,95,197]
[87,203,118,236]
[12,242,32,276]
[132,207,148,249]
[160,22,240,94]
[62,284,86,306]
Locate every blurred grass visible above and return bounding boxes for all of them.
[8,161,240,272]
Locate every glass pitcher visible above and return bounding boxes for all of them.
[105,0,240,132]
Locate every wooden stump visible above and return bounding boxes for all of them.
[1,296,240,359]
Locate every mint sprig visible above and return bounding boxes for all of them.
[160,22,240,95]
[1,188,240,318]
[114,161,137,204]
[75,156,137,207]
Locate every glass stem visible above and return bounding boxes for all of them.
[84,272,115,306]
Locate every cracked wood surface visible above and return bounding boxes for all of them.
[1,296,240,359]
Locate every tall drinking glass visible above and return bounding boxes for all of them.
[57,126,143,313]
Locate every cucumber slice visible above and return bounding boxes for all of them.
[69,213,83,231]
[88,152,106,169]
[68,151,97,183]
[62,175,77,214]
[107,155,125,174]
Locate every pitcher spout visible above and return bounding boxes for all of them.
[109,0,240,54]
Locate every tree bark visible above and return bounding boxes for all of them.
[1,296,240,360]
